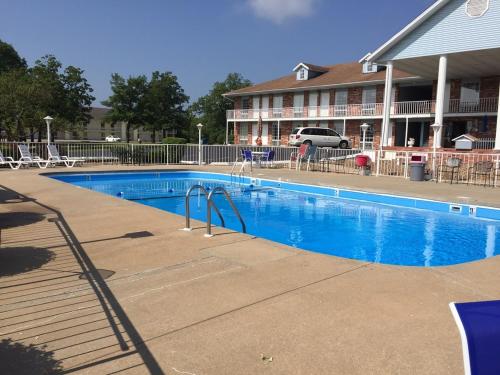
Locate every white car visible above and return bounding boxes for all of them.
[105,135,121,142]
[289,127,351,148]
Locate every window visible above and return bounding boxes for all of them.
[460,80,480,104]
[299,69,305,80]
[273,95,283,117]
[319,121,328,128]
[311,128,328,136]
[335,89,348,105]
[362,87,377,104]
[359,123,374,149]
[239,123,248,145]
[333,120,344,135]
[242,97,250,109]
[100,122,105,129]
[327,129,340,137]
[293,93,304,117]
[362,62,378,74]
[271,122,280,145]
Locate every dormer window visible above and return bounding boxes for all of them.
[299,68,306,80]
[293,63,327,81]
[363,62,378,74]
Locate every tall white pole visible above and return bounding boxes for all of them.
[362,129,367,151]
[381,61,394,147]
[198,128,202,166]
[47,123,51,145]
[494,80,500,150]
[434,55,448,149]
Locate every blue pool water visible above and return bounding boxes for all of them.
[50,171,500,267]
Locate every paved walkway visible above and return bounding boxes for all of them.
[0,165,499,374]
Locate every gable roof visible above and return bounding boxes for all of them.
[364,0,451,63]
[292,62,329,73]
[225,62,417,97]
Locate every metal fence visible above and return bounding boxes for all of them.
[1,141,499,187]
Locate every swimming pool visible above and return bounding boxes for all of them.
[50,171,500,267]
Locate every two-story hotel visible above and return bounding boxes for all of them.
[225,0,500,152]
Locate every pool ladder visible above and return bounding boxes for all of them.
[183,185,246,237]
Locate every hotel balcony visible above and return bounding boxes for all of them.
[227,98,499,121]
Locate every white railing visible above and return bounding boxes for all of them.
[393,100,434,115]
[2,142,498,187]
[227,97,499,120]
[448,98,498,113]
[473,138,496,150]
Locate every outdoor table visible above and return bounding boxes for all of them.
[252,151,267,167]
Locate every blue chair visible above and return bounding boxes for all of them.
[241,149,253,170]
[450,300,500,375]
[260,150,275,168]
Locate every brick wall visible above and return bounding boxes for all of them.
[376,85,385,103]
[450,79,461,100]
[304,91,309,108]
[329,89,335,106]
[283,93,293,108]
[280,121,293,145]
[234,97,241,110]
[348,87,363,105]
[233,122,240,144]
[480,76,500,98]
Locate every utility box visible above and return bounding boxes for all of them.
[452,134,477,151]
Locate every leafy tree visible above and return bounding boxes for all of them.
[0,39,26,74]
[0,53,94,141]
[143,71,189,142]
[190,73,251,144]
[101,74,148,143]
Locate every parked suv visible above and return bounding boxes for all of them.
[289,127,351,148]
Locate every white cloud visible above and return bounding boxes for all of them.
[248,0,317,24]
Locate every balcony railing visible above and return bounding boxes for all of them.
[227,98,498,120]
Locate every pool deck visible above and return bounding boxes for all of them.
[1,165,499,374]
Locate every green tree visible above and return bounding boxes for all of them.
[0,39,26,74]
[190,73,251,144]
[0,54,95,141]
[101,74,148,143]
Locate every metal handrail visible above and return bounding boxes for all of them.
[184,185,224,231]
[206,187,246,237]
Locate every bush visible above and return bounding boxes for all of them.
[162,137,187,144]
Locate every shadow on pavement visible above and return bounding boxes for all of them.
[0,185,164,374]
[0,247,55,277]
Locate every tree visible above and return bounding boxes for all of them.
[0,53,95,141]
[101,74,148,143]
[0,39,26,74]
[190,73,251,144]
[143,71,189,141]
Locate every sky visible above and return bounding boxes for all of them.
[0,0,436,106]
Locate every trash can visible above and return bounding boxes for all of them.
[410,163,425,181]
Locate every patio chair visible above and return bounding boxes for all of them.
[450,300,500,375]
[260,150,275,168]
[0,150,26,169]
[289,143,309,170]
[436,157,462,184]
[17,144,52,169]
[304,145,318,171]
[467,161,494,187]
[241,149,254,171]
[47,145,83,168]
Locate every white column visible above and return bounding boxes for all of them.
[434,55,448,149]
[495,81,500,150]
[225,120,229,145]
[381,61,394,147]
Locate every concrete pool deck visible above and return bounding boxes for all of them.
[1,165,499,374]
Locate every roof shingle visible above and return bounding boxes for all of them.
[225,62,416,96]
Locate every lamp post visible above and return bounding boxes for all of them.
[196,123,203,166]
[430,122,442,179]
[44,116,53,145]
[360,123,370,151]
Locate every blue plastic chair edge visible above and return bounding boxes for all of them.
[449,302,472,375]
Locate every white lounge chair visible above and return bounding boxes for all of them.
[47,145,83,168]
[17,144,52,169]
[0,150,26,169]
